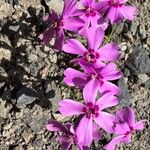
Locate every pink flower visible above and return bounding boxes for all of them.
[46,120,100,150]
[63,27,120,68]
[104,107,146,150]
[98,0,138,23]
[46,120,81,150]
[40,0,85,50]
[59,92,119,146]
[64,63,123,96]
[77,0,108,30]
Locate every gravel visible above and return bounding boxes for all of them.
[0,0,150,149]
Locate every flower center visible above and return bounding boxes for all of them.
[82,102,99,119]
[108,0,122,7]
[85,6,97,17]
[91,73,103,86]
[54,19,64,29]
[125,126,134,136]
[84,49,100,63]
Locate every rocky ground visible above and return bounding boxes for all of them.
[0,0,150,150]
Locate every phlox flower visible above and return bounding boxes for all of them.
[63,27,120,68]
[46,120,100,150]
[98,0,138,23]
[64,63,123,96]
[59,92,119,146]
[104,107,146,150]
[77,0,108,30]
[40,0,85,50]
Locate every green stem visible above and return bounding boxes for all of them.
[105,25,116,43]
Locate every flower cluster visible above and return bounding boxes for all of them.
[41,0,145,149]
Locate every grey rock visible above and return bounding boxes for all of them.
[127,46,150,74]
[17,87,38,106]
[139,25,147,39]
[45,81,61,112]
[115,22,124,35]
[130,21,139,36]
[1,89,12,102]
[9,25,19,32]
[118,78,131,107]
[23,106,51,133]
[144,79,150,89]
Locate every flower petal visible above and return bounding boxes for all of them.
[100,63,123,80]
[97,17,108,30]
[43,9,58,23]
[98,43,120,61]
[92,60,106,69]
[60,142,72,150]
[57,135,69,143]
[79,63,97,74]
[63,17,85,33]
[40,28,55,45]
[116,107,135,127]
[46,120,67,132]
[135,120,147,130]
[54,28,64,50]
[63,0,78,17]
[59,99,85,116]
[96,0,110,11]
[86,27,104,50]
[81,0,93,7]
[107,7,122,24]
[79,25,87,37]
[115,123,130,135]
[81,13,101,28]
[64,68,87,87]
[63,39,87,55]
[92,124,101,140]
[99,81,121,96]
[104,135,125,150]
[94,111,117,133]
[96,93,119,110]
[76,116,93,146]
[79,146,90,150]
[119,0,128,3]
[122,134,132,144]
[83,79,99,103]
[120,5,138,21]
